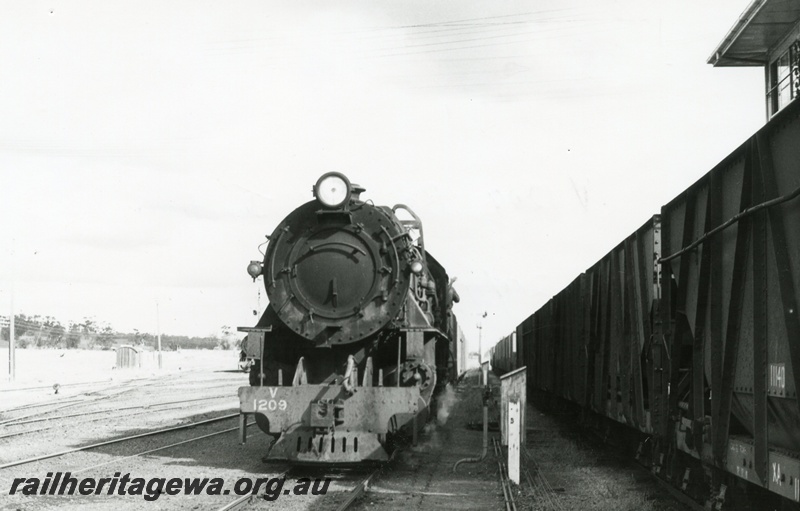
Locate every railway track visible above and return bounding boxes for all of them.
[521,446,567,511]
[70,420,257,476]
[0,399,97,426]
[0,376,177,419]
[0,395,239,440]
[0,370,278,509]
[492,437,518,511]
[214,468,293,511]
[331,465,384,511]
[0,412,241,470]
[0,379,148,416]
[0,372,245,416]
[1,393,236,428]
[0,376,153,394]
[215,449,399,511]
[214,466,382,511]
[0,375,244,429]
[0,408,158,441]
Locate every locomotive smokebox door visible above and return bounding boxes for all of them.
[263,187,413,347]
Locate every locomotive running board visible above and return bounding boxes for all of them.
[238,384,422,463]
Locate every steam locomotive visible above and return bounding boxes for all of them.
[237,172,459,463]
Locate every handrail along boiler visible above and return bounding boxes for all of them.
[237,172,459,463]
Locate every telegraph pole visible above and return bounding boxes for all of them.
[8,282,15,382]
[7,240,15,382]
[477,324,483,365]
[477,323,483,384]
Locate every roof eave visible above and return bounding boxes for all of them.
[708,0,768,66]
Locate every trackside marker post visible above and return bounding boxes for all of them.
[499,366,526,446]
[508,400,520,484]
[500,366,526,485]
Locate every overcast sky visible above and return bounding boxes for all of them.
[1,1,766,355]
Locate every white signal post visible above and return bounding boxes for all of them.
[501,366,526,485]
[508,400,520,484]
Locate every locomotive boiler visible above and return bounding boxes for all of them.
[237,172,459,463]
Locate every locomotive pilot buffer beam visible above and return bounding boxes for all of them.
[238,385,420,462]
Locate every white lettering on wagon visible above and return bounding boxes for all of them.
[730,443,747,455]
[269,387,278,398]
[770,364,786,391]
[773,463,783,486]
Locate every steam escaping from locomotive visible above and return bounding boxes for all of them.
[237,173,460,463]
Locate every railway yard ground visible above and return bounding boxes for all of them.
[1,350,695,510]
[345,369,695,511]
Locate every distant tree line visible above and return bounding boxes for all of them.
[0,314,239,351]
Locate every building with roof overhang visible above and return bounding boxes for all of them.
[709,0,800,118]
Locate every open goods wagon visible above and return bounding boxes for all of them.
[495,94,800,507]
[660,97,800,504]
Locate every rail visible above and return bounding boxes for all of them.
[0,413,239,470]
[72,420,256,475]
[493,437,517,511]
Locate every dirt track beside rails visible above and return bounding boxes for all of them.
[517,407,694,511]
[347,369,695,511]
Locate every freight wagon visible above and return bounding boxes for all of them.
[493,2,800,507]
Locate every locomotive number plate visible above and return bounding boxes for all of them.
[253,399,288,412]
